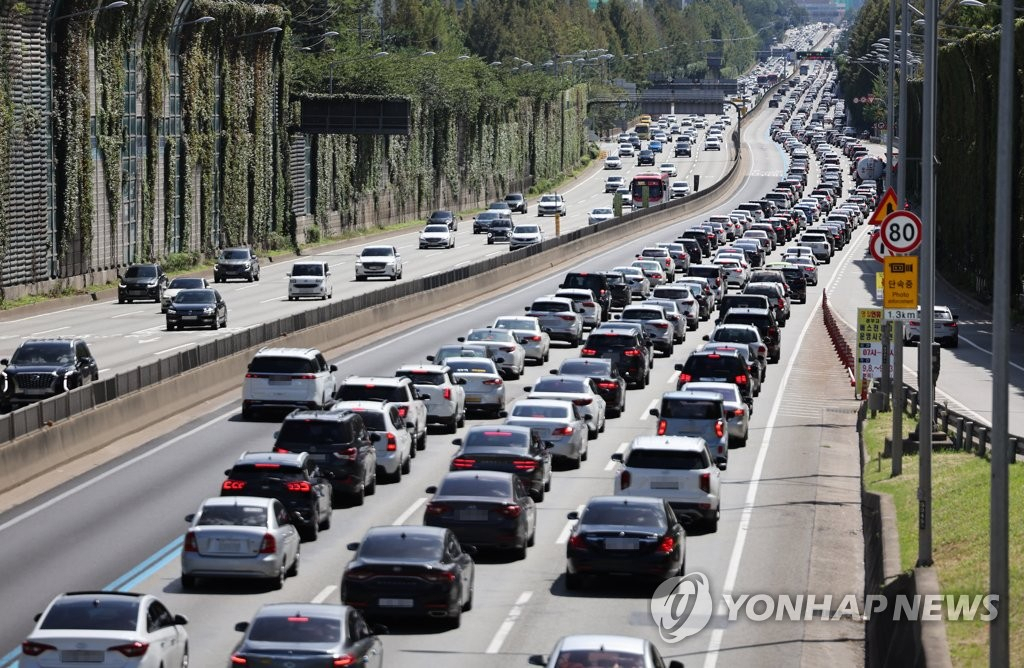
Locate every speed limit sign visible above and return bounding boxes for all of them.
[881,211,922,254]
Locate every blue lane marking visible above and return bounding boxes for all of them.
[1,537,185,668]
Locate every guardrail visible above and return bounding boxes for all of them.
[821,290,857,390]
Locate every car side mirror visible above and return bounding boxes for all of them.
[224,469,231,476]
[272,431,280,440]
[371,623,389,635]
[702,334,710,341]
[0,358,8,366]
[234,621,249,633]
[452,438,463,446]
[528,656,547,666]
[406,420,416,429]
[456,378,466,385]
[523,386,532,393]
[498,410,508,418]
[418,393,429,400]
[649,408,660,417]
[457,337,466,343]
[611,452,624,462]
[549,369,559,375]
[953,314,959,321]
[524,306,531,311]
[285,273,291,277]
[174,614,189,626]
[494,357,505,364]
[426,355,436,362]
[346,542,360,551]
[544,441,556,449]
[425,485,438,494]
[329,365,338,373]
[716,458,728,471]
[566,510,579,520]
[583,414,592,421]
[673,363,684,372]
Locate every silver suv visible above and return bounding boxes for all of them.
[241,348,337,420]
[649,390,730,467]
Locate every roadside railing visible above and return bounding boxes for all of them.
[821,290,857,391]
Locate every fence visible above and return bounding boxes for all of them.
[821,289,857,390]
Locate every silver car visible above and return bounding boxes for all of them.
[631,259,668,287]
[555,288,603,329]
[492,316,551,364]
[395,364,467,433]
[525,296,584,346]
[612,265,651,298]
[651,284,700,331]
[180,496,300,589]
[529,634,684,668]
[504,398,590,468]
[427,343,492,366]
[524,375,607,439]
[509,224,545,250]
[332,400,414,482]
[617,304,674,355]
[459,328,527,379]
[446,357,506,417]
[680,381,751,447]
[641,298,687,344]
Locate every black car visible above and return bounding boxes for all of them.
[504,193,528,214]
[0,338,98,410]
[428,209,460,231]
[636,149,655,166]
[449,425,552,501]
[599,271,633,310]
[341,526,475,628]
[720,307,781,363]
[214,247,261,283]
[679,237,704,264]
[424,471,537,558]
[560,272,612,320]
[117,263,168,303]
[553,357,627,418]
[674,141,692,157]
[472,210,510,234]
[677,229,711,256]
[744,279,790,324]
[564,495,685,590]
[773,265,809,304]
[221,451,334,541]
[674,349,754,402]
[487,219,513,244]
[165,288,227,330]
[273,410,378,506]
[581,325,652,389]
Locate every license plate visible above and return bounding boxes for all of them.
[216,539,244,552]
[605,537,639,550]
[61,650,104,662]
[130,290,146,295]
[308,453,328,462]
[183,315,197,321]
[268,379,291,385]
[702,377,727,382]
[465,396,481,403]
[650,480,679,490]
[379,598,414,608]
[458,509,488,521]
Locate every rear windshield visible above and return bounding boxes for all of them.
[722,296,767,310]
[395,370,446,386]
[625,449,709,470]
[530,302,571,313]
[660,399,721,419]
[438,477,511,498]
[463,429,530,449]
[337,384,407,402]
[248,615,341,643]
[229,465,305,481]
[723,313,771,330]
[447,360,497,374]
[359,532,443,561]
[336,409,384,431]
[653,288,691,300]
[197,505,267,526]
[622,309,663,321]
[581,503,665,528]
[750,272,784,283]
[562,275,604,291]
[560,359,611,376]
[510,404,569,419]
[41,599,139,631]
[249,356,318,374]
[585,334,637,351]
[532,377,587,393]
[494,318,536,331]
[689,267,721,279]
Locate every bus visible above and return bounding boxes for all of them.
[639,114,652,125]
[635,123,650,140]
[630,172,671,208]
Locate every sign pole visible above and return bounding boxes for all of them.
[892,321,903,475]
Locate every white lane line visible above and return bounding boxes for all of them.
[137,338,160,344]
[604,442,628,471]
[129,325,164,335]
[311,585,337,604]
[392,497,426,525]
[98,368,111,375]
[330,261,347,268]
[0,303,95,324]
[154,344,193,355]
[555,505,585,544]
[112,309,149,319]
[487,251,504,258]
[260,297,282,304]
[485,591,533,654]
[667,370,680,385]
[28,326,69,336]
[639,399,657,421]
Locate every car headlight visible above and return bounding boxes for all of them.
[167,308,177,315]
[202,307,215,315]
[243,262,251,268]
[119,283,126,289]
[147,280,157,287]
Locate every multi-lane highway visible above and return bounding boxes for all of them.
[0,66,877,668]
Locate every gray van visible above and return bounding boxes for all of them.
[649,390,729,466]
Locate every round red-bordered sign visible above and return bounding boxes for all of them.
[880,211,922,254]
[869,229,889,263]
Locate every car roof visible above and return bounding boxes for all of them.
[662,389,728,402]
[511,398,573,409]
[287,409,359,422]
[628,435,709,452]
[254,603,348,621]
[254,347,321,359]
[333,400,392,413]
[341,376,406,386]
[200,495,276,509]
[441,470,515,484]
[234,451,307,467]
[533,296,574,305]
[396,364,448,373]
[446,356,498,368]
[724,307,771,316]
[364,525,445,541]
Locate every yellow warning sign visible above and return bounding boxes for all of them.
[870,187,899,225]
[883,256,918,308]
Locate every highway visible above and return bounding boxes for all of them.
[0,64,874,668]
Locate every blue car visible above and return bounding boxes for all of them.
[649,140,663,154]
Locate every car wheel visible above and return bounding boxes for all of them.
[706,512,720,533]
[356,275,366,281]
[565,571,583,591]
[319,509,332,530]
[350,486,365,507]
[462,585,473,612]
[366,471,377,496]
[515,543,528,561]
[288,296,295,301]
[447,609,462,630]
[302,520,319,542]
[533,486,545,503]
[598,416,606,433]
[950,337,959,349]
[287,551,300,577]
[180,574,197,590]
[457,411,466,428]
[270,566,285,590]
[446,415,458,434]
[209,320,217,330]
[401,455,412,475]
[247,273,254,283]
[389,463,402,484]
[416,432,427,451]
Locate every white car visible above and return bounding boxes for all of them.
[705,137,723,151]
[20,591,189,668]
[394,364,467,433]
[492,315,551,364]
[160,276,210,313]
[524,374,607,439]
[604,155,622,169]
[659,162,678,177]
[588,207,615,225]
[714,256,750,288]
[241,347,338,419]
[331,400,414,481]
[536,194,567,216]
[287,260,333,300]
[419,223,455,249]
[509,224,545,250]
[355,245,402,281]
[604,175,624,193]
[670,181,690,198]
[617,142,635,157]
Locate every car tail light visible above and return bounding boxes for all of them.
[396,406,408,418]
[652,273,663,280]
[109,642,149,658]
[734,374,748,385]
[291,374,317,380]
[274,447,289,453]
[483,378,503,386]
[732,408,746,417]
[333,447,358,463]
[657,535,676,553]
[552,426,574,436]
[677,372,692,384]
[623,348,642,357]
[183,531,198,552]
[443,388,452,400]
[778,297,785,310]
[559,315,577,321]
[500,346,516,352]
[620,470,632,490]
[715,277,721,286]
[222,480,245,491]
[949,321,958,328]
[452,457,476,469]
[653,322,669,330]
[421,570,456,582]
[700,472,711,493]
[425,502,450,515]
[513,459,538,471]
[597,381,618,390]
[21,642,56,657]
[333,655,358,667]
[768,327,778,339]
[258,533,277,554]
[715,420,725,438]
[286,481,312,493]
[583,302,595,307]
[527,335,542,341]
[499,504,523,518]
[344,568,375,581]
[573,398,593,406]
[657,419,667,436]
[386,433,397,451]
[568,534,588,549]
[581,348,597,356]
[254,463,281,469]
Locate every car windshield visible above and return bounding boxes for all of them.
[40,599,139,631]
[540,196,558,203]
[532,377,587,393]
[438,476,512,497]
[505,195,523,202]
[124,265,157,278]
[626,449,709,470]
[292,264,324,276]
[9,342,73,365]
[358,532,444,561]
[395,370,446,386]
[511,404,570,419]
[661,399,721,419]
[173,290,215,304]
[494,318,535,331]
[337,384,407,402]
[221,250,249,260]
[477,212,500,221]
[447,360,497,374]
[361,248,394,257]
[581,502,665,528]
[168,278,205,289]
[429,211,453,222]
[585,334,637,350]
[423,225,449,233]
[248,615,342,644]
[197,504,268,527]
[514,226,540,234]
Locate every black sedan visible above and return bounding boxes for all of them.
[341,526,475,628]
[553,357,627,418]
[565,495,685,590]
[424,471,537,558]
[449,425,552,501]
[166,288,227,330]
[230,603,385,668]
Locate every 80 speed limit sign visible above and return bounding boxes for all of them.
[880,211,922,254]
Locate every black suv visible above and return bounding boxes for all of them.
[273,410,378,506]
[675,349,754,403]
[637,149,656,166]
[487,219,513,244]
[581,324,652,389]
[720,307,781,363]
[1,338,99,410]
[560,272,612,320]
[599,271,633,310]
[678,229,711,256]
[774,265,808,304]
[679,237,703,264]
[221,451,334,541]
[214,247,261,283]
[428,210,460,231]
[118,263,168,303]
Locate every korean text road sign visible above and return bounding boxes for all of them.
[869,187,898,226]
[883,257,919,309]
[881,211,923,254]
[857,307,885,395]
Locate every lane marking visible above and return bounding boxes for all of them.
[485,591,533,654]
[260,296,282,304]
[667,370,680,384]
[639,399,657,421]
[555,505,585,544]
[311,585,337,604]
[604,442,628,472]
[154,344,192,356]
[28,326,69,336]
[129,325,164,335]
[111,309,149,319]
[392,497,426,525]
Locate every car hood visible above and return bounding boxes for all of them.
[170,302,215,312]
[121,276,158,285]
[216,259,249,265]
[4,364,69,375]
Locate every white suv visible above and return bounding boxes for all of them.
[287,260,333,300]
[241,347,338,420]
[394,365,467,434]
[611,435,723,532]
[354,245,402,281]
[536,194,567,217]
